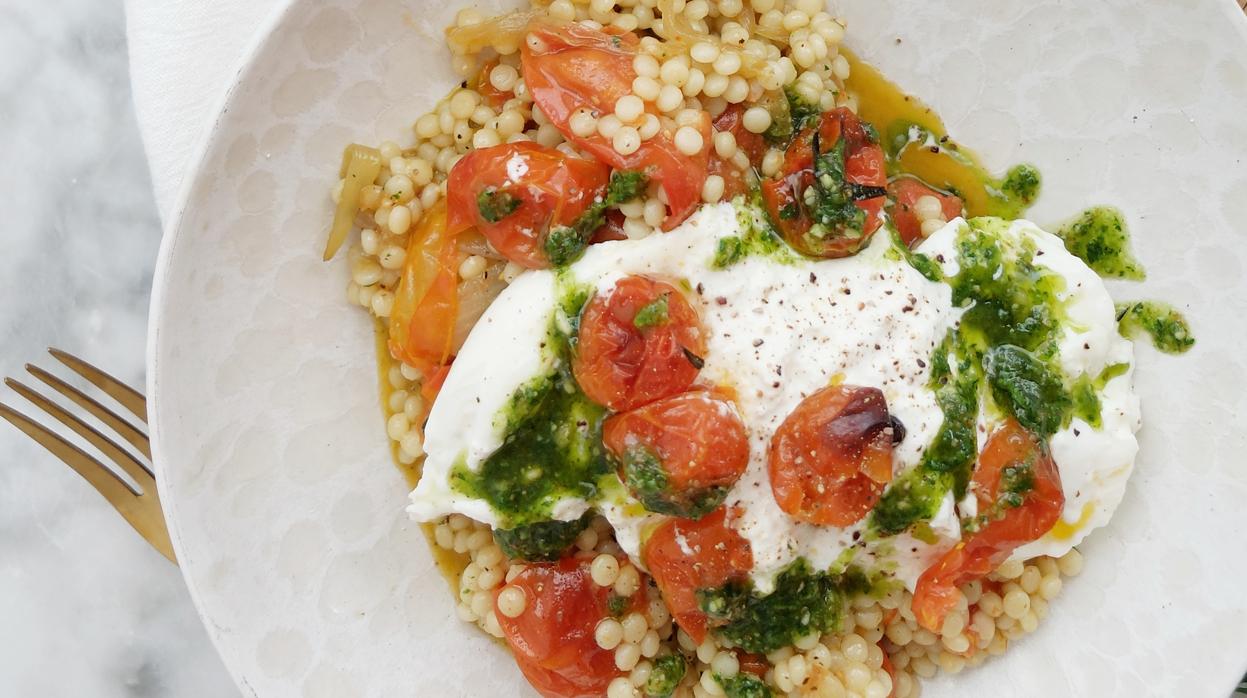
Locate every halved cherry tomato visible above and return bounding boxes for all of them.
[572,275,706,411]
[709,105,767,200]
[495,553,644,698]
[767,384,895,526]
[911,418,1064,632]
[736,651,769,678]
[603,392,749,518]
[887,176,964,248]
[761,108,887,258]
[643,507,753,643]
[521,22,710,229]
[388,200,459,373]
[447,142,610,269]
[475,58,513,109]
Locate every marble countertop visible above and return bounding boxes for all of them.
[0,2,236,695]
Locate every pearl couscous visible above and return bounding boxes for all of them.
[321,0,1181,695]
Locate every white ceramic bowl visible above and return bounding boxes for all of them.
[148,0,1247,695]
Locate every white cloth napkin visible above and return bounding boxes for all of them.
[125,0,287,223]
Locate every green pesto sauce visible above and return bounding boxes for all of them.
[449,278,611,527]
[493,513,590,561]
[698,559,867,653]
[1116,301,1196,354]
[644,655,688,698]
[712,199,796,269]
[1056,207,1146,280]
[717,673,773,698]
[875,217,1122,535]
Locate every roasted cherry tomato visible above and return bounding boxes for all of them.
[709,105,768,200]
[475,58,513,109]
[447,142,611,269]
[911,418,1064,632]
[761,108,887,258]
[767,384,895,526]
[496,554,643,698]
[887,176,964,248]
[603,392,749,519]
[572,275,706,411]
[389,200,459,372]
[643,507,754,643]
[521,22,710,229]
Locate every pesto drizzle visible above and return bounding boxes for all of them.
[1055,207,1146,280]
[449,278,611,528]
[874,217,1113,535]
[1116,301,1195,354]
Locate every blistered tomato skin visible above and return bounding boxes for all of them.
[495,554,642,698]
[912,418,1065,632]
[446,142,611,269]
[767,384,895,526]
[643,507,754,643]
[521,23,710,230]
[572,276,707,412]
[603,392,750,519]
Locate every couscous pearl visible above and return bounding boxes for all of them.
[913,194,943,220]
[713,51,742,76]
[660,57,690,87]
[723,76,750,103]
[415,112,441,139]
[996,558,1025,579]
[536,123,563,147]
[761,148,784,176]
[643,197,666,226]
[591,554,621,586]
[674,126,703,155]
[616,643,642,672]
[710,651,739,677]
[1020,566,1042,594]
[607,677,637,698]
[1039,575,1063,599]
[570,109,599,138]
[639,630,660,657]
[1003,589,1031,619]
[478,568,503,591]
[742,106,773,133]
[713,130,737,158]
[574,527,599,551]
[622,613,648,644]
[352,258,383,286]
[614,565,641,597]
[701,174,725,202]
[399,430,424,458]
[633,75,661,102]
[386,413,410,440]
[378,244,406,270]
[630,661,652,687]
[1059,549,1084,576]
[657,84,684,113]
[683,69,706,97]
[614,126,642,155]
[615,95,645,123]
[459,255,487,279]
[497,586,527,618]
[634,53,660,78]
[691,41,720,64]
[371,290,394,317]
[702,72,729,98]
[489,63,519,92]
[404,393,423,418]
[700,670,725,695]
[360,228,381,255]
[472,128,502,149]
[598,114,623,139]
[696,639,718,664]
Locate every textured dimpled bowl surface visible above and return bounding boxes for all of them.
[148,0,1247,695]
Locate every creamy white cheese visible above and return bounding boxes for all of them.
[408,206,1140,592]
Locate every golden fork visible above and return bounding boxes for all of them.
[0,348,175,563]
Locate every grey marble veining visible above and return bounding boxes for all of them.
[0,1,237,696]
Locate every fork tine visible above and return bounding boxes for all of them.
[5,378,155,491]
[48,348,147,424]
[25,364,151,460]
[0,401,176,563]
[0,401,139,498]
